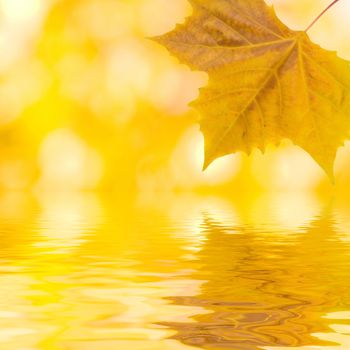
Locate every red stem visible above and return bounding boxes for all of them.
[305,0,341,32]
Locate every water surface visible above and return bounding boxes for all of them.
[0,192,350,350]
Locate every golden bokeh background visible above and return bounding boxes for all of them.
[0,0,350,193]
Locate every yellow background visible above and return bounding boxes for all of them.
[0,0,350,193]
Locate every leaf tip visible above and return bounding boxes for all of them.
[319,161,335,184]
[148,34,165,46]
[327,169,336,185]
[202,156,212,172]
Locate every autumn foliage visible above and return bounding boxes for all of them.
[155,0,350,178]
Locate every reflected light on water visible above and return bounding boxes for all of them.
[251,192,321,231]
[0,192,349,349]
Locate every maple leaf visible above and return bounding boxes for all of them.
[155,0,350,178]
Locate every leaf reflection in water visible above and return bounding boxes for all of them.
[264,312,350,349]
[159,193,350,350]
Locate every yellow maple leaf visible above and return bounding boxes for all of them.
[155,0,350,178]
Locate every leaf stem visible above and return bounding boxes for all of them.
[305,0,341,32]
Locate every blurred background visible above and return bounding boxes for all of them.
[0,0,350,194]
